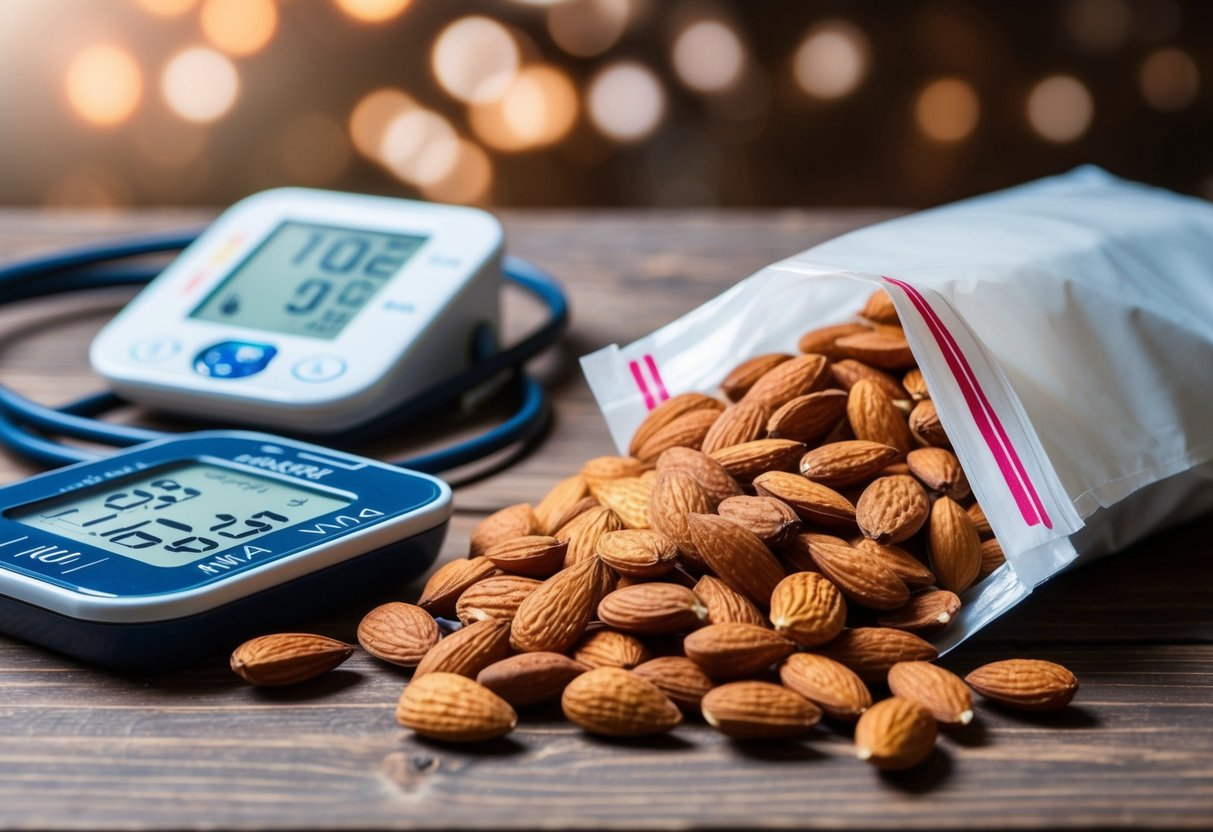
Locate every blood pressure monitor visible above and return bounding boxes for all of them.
[90,189,504,433]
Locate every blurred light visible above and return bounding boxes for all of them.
[200,0,277,57]
[135,119,208,169]
[547,0,629,58]
[432,17,519,104]
[162,48,239,123]
[422,140,493,204]
[380,109,459,186]
[1135,0,1181,42]
[65,45,143,127]
[136,0,199,16]
[44,168,131,208]
[471,65,578,151]
[1061,0,1130,54]
[332,0,411,23]
[349,88,416,158]
[793,20,869,100]
[915,78,980,142]
[672,20,745,94]
[280,113,350,185]
[1026,75,1093,143]
[588,62,666,142]
[1140,48,1199,111]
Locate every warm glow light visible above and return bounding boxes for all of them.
[547,0,629,58]
[136,0,199,16]
[349,88,417,159]
[432,17,519,104]
[1026,75,1093,143]
[422,140,493,204]
[1061,0,1131,54]
[280,113,350,185]
[588,62,666,142]
[380,109,459,186]
[200,0,277,56]
[65,45,143,127]
[162,48,239,123]
[1140,48,1199,111]
[793,21,869,99]
[332,0,411,23]
[672,20,745,94]
[471,65,578,151]
[915,78,980,142]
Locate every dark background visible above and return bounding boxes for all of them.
[1,0,1208,209]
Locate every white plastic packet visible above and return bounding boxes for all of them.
[581,167,1213,650]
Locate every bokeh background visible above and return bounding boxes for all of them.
[0,0,1209,209]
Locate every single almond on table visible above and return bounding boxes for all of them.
[417,557,503,619]
[798,322,872,359]
[476,652,588,708]
[686,514,787,606]
[455,575,543,625]
[483,535,568,577]
[965,659,1079,711]
[693,574,768,628]
[779,653,872,721]
[860,288,900,325]
[766,390,850,443]
[835,330,916,370]
[800,533,909,612]
[929,496,982,593]
[469,503,538,557]
[701,681,822,740]
[561,667,683,736]
[902,367,929,401]
[635,408,720,462]
[854,697,937,770]
[230,633,354,687]
[888,661,974,726]
[595,528,679,579]
[847,379,915,457]
[597,583,708,635]
[573,628,652,669]
[683,623,795,680]
[654,446,743,507]
[648,469,715,571]
[556,505,625,567]
[855,475,929,545]
[979,538,1006,579]
[397,672,517,742]
[533,473,591,535]
[413,617,512,679]
[581,455,651,485]
[628,393,724,458]
[906,447,971,501]
[853,538,936,589]
[769,571,847,648]
[798,440,901,488]
[588,476,653,530]
[510,555,613,654]
[721,352,794,401]
[817,627,939,682]
[753,470,857,527]
[633,656,715,711]
[717,495,800,546]
[877,589,962,635]
[832,359,908,401]
[358,602,440,667]
[741,353,829,409]
[908,399,951,448]
[700,399,772,454]
[709,439,807,483]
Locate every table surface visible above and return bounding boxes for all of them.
[0,208,1209,831]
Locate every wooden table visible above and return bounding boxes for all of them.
[0,209,1209,830]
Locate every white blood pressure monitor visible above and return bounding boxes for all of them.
[90,189,503,433]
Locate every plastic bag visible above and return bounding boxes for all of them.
[581,167,1213,650]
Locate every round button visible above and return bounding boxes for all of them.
[292,355,347,383]
[130,337,181,363]
[194,341,277,379]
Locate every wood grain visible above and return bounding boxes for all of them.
[0,210,1209,830]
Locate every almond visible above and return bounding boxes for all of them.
[581,455,651,485]
[587,476,652,530]
[595,528,679,579]
[798,322,872,358]
[769,571,846,647]
[597,583,708,635]
[510,556,613,653]
[648,469,714,571]
[633,656,715,711]
[831,359,908,400]
[817,627,939,682]
[888,661,974,726]
[928,496,982,593]
[701,681,821,740]
[654,446,743,506]
[701,400,772,454]
[357,602,441,668]
[908,399,951,448]
[721,353,794,401]
[483,535,568,577]
[877,589,961,635]
[635,408,720,462]
[396,672,517,742]
[835,331,915,369]
[417,557,502,618]
[778,653,872,721]
[741,353,829,409]
[902,367,929,401]
[766,390,849,443]
[629,392,724,458]
[709,438,807,483]
[556,505,625,567]
[853,538,936,589]
[686,514,786,606]
[847,379,914,456]
[717,495,800,546]
[860,288,900,325]
[906,447,970,500]
[798,440,901,488]
[413,618,512,679]
[965,659,1078,711]
[683,623,795,680]
[855,475,929,544]
[800,533,909,611]
[573,628,652,669]
[469,503,538,557]
[455,575,543,625]
[230,633,354,687]
[561,667,683,736]
[753,470,857,527]
[476,652,588,707]
[693,574,768,628]
[978,537,1006,579]
[533,474,591,535]
[854,697,937,770]
[968,501,992,536]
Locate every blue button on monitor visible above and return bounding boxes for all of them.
[194,341,277,379]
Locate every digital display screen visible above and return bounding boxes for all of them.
[189,221,428,340]
[10,462,350,568]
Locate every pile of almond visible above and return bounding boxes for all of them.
[231,289,1078,771]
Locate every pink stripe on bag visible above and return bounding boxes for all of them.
[644,355,670,403]
[629,360,656,410]
[884,277,1052,529]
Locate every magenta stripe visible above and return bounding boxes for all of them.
[629,360,656,410]
[884,277,1051,528]
[644,355,669,403]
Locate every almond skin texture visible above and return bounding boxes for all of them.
[779,653,872,721]
[633,657,715,711]
[709,439,807,483]
[581,455,651,485]
[832,360,908,401]
[877,589,962,635]
[417,557,503,618]
[721,353,794,401]
[799,440,901,488]
[860,289,900,325]
[769,572,847,648]
[701,400,773,455]
[965,659,1079,711]
[801,534,909,612]
[358,602,441,668]
[230,633,354,687]
[654,446,743,507]
[396,672,518,742]
[686,514,786,607]
[856,475,930,545]
[595,529,679,579]
[741,353,829,409]
[817,627,939,682]
[888,661,974,726]
[413,618,512,680]
[909,399,951,448]
[854,538,936,589]
[476,653,588,707]
[561,667,683,736]
[573,629,652,670]
[588,476,653,530]
[469,504,538,557]
[906,447,971,501]
[597,583,708,635]
[635,408,720,462]
[510,556,613,654]
[629,393,723,458]
[483,535,568,577]
[533,474,591,535]
[455,575,543,625]
[902,368,929,401]
[929,496,982,593]
[648,469,715,571]
[968,502,993,536]
[683,623,795,680]
[854,697,938,770]
[752,470,856,527]
[766,390,850,443]
[979,537,1006,579]
[693,575,768,628]
[847,379,914,457]
[835,331,916,370]
[717,495,801,546]
[556,506,626,568]
[798,322,872,360]
[701,681,822,740]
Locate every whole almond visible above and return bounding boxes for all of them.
[929,496,982,593]
[965,659,1078,711]
[455,575,544,625]
[413,618,512,679]
[358,602,440,667]
[847,379,914,456]
[799,440,901,488]
[556,505,626,567]
[860,288,900,325]
[769,571,846,647]
[909,399,951,448]
[717,495,800,545]
[831,359,908,400]
[701,400,772,454]
[483,535,568,577]
[693,574,768,628]
[798,322,872,358]
[854,697,937,770]
[800,534,909,611]
[741,353,829,409]
[533,474,591,535]
[686,514,786,606]
[752,470,856,527]
[853,538,936,589]
[902,368,929,401]
[766,390,850,443]
[779,653,872,721]
[968,501,992,536]
[635,408,720,462]
[648,469,714,571]
[469,503,537,557]
[510,556,613,653]
[888,661,974,726]
[683,623,795,680]
[877,589,962,635]
[476,652,588,707]
[633,656,715,711]
[573,628,652,669]
[702,681,822,740]
[582,455,651,485]
[417,557,502,618]
[654,446,743,506]
[721,353,794,401]
[561,667,683,736]
[856,475,929,544]
[230,633,354,687]
[906,447,970,500]
[835,331,915,369]
[396,672,517,742]
[817,627,939,682]
[709,439,807,483]
[588,476,653,530]
[629,392,724,458]
[597,583,708,635]
[595,528,679,579]
[978,537,1006,579]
